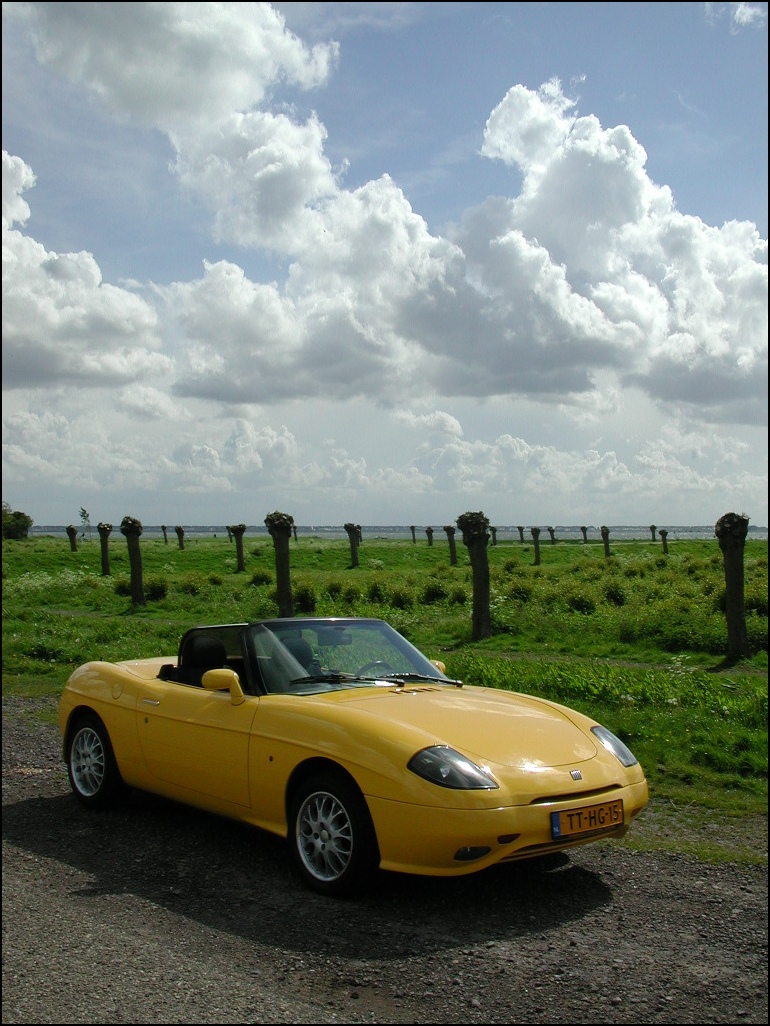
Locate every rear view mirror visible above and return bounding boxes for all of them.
[317,628,353,648]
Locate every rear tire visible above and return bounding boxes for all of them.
[289,771,379,897]
[66,714,124,809]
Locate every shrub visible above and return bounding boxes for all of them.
[604,582,626,606]
[251,570,272,587]
[294,582,317,613]
[567,593,596,615]
[390,587,413,609]
[145,578,168,601]
[422,581,447,604]
[508,582,533,603]
[367,581,387,603]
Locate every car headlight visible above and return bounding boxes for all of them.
[408,746,499,789]
[592,726,639,767]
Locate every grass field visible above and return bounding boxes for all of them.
[3,531,767,861]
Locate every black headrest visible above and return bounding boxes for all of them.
[282,636,313,667]
[183,635,227,668]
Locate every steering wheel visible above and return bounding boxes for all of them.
[356,660,396,677]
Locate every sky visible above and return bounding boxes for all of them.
[2,2,768,531]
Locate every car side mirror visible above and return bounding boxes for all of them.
[430,659,446,674]
[201,668,245,706]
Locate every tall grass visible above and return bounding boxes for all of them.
[3,533,767,821]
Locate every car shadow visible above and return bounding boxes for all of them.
[3,785,615,959]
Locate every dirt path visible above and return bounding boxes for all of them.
[2,708,767,1025]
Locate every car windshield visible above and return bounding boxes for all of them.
[243,619,449,695]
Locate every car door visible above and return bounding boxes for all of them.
[136,677,258,807]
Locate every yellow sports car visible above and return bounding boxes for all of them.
[59,617,648,896]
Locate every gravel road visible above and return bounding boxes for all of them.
[2,700,767,1025]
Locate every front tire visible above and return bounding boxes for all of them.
[289,771,379,897]
[66,714,124,809]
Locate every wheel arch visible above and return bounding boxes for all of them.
[285,758,380,861]
[61,703,105,759]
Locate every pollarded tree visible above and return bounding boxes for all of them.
[457,511,491,641]
[601,525,611,559]
[530,526,541,566]
[443,525,457,566]
[66,525,78,552]
[715,512,750,662]
[344,522,360,568]
[120,516,146,607]
[230,523,247,572]
[265,511,294,616]
[97,522,113,576]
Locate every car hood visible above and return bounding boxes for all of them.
[332,683,599,768]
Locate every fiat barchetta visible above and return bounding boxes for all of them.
[59,617,648,896]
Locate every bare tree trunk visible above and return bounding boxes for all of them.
[231,523,247,572]
[443,525,457,566]
[649,524,657,541]
[425,527,433,546]
[344,522,359,567]
[265,511,294,617]
[715,512,750,662]
[601,526,611,558]
[580,526,588,543]
[120,516,146,607]
[97,522,112,576]
[490,527,497,546]
[66,525,78,552]
[547,526,556,544]
[175,525,185,550]
[659,529,669,554]
[161,525,168,544]
[410,526,416,543]
[517,526,525,543]
[530,527,541,566]
[457,512,491,640]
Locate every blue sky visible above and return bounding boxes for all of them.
[2,2,767,529]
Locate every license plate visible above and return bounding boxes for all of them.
[551,798,624,839]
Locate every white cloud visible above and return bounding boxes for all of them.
[2,179,169,389]
[8,1,338,132]
[1,4,766,526]
[705,2,768,32]
[2,149,34,228]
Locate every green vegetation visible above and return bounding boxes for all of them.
[2,501,33,540]
[3,531,767,862]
